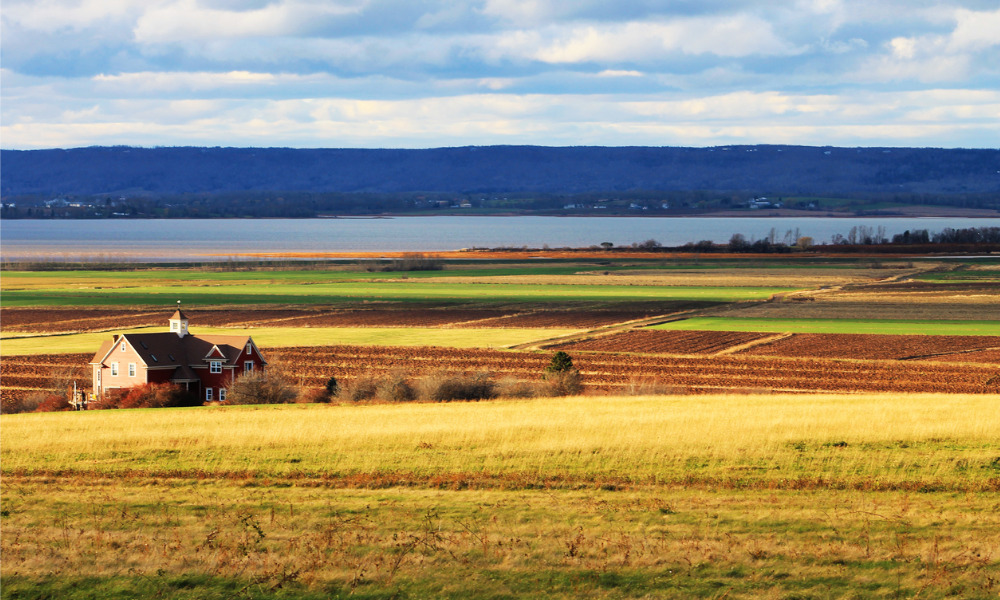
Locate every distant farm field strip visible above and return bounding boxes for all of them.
[0,327,579,356]
[0,281,792,307]
[650,317,1000,336]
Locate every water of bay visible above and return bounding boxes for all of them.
[2,216,996,261]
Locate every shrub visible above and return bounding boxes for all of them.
[337,375,379,403]
[2,393,45,414]
[546,351,574,374]
[375,370,416,403]
[324,376,339,399]
[495,376,538,399]
[297,388,333,404]
[417,371,496,402]
[542,351,582,396]
[541,370,583,396]
[33,394,72,413]
[226,371,297,405]
[117,383,194,409]
[90,392,122,410]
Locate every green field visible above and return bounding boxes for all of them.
[1,277,792,307]
[3,395,998,599]
[650,316,1000,336]
[0,326,579,356]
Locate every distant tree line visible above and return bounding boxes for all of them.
[3,188,998,220]
[597,226,1000,254]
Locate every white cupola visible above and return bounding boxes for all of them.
[169,302,190,338]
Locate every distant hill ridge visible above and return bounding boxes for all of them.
[2,145,998,197]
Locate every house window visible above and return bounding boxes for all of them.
[246,343,253,355]
[206,387,213,402]
[111,362,119,376]
[171,322,178,331]
[121,343,126,352]
[210,361,222,374]
[128,363,136,377]
[244,361,254,373]
[219,388,227,403]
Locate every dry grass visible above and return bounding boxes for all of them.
[3,393,999,598]
[3,480,998,598]
[4,393,998,489]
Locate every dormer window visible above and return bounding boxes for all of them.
[210,361,222,374]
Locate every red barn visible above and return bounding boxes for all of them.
[89,309,267,403]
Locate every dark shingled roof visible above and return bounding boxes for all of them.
[90,332,262,368]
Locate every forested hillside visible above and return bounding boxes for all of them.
[2,145,998,217]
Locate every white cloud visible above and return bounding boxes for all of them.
[1,0,139,32]
[2,0,999,149]
[5,89,998,149]
[889,37,917,60]
[525,15,801,64]
[93,70,280,91]
[948,8,1000,51]
[597,70,643,78]
[133,0,365,43]
[857,7,1000,83]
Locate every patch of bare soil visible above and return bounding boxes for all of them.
[718,301,1000,321]
[549,330,775,354]
[738,333,1000,362]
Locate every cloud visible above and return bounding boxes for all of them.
[523,15,802,64]
[2,0,999,149]
[857,7,1000,83]
[5,87,998,149]
[1,0,139,32]
[949,7,1000,51]
[132,0,366,43]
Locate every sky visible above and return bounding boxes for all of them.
[2,0,999,149]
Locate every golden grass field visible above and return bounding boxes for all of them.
[3,393,999,599]
[3,393,998,489]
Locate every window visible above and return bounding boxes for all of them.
[121,342,126,352]
[128,363,136,377]
[210,361,222,374]
[244,361,254,373]
[219,388,227,402]
[171,322,178,331]
[206,388,213,402]
[111,362,119,376]
[246,343,253,355]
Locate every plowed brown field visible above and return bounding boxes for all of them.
[550,330,775,354]
[739,333,1000,361]
[5,344,996,407]
[266,346,998,394]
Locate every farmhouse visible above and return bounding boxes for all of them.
[89,309,266,403]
